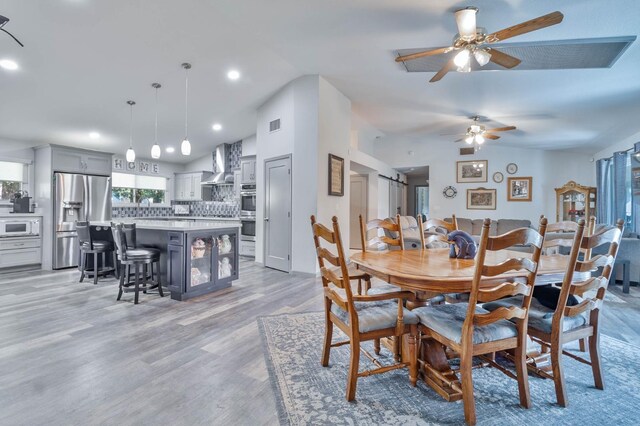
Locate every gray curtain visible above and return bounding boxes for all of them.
[598,151,631,231]
[596,157,613,225]
[613,151,629,228]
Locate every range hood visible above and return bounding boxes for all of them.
[201,143,233,185]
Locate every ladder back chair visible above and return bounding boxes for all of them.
[417,215,458,248]
[412,217,548,425]
[311,215,419,401]
[486,218,624,407]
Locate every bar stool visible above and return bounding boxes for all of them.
[76,221,116,285]
[111,223,163,304]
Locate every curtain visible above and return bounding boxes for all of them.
[596,158,613,225]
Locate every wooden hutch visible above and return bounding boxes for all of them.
[555,180,597,222]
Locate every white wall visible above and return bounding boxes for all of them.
[374,138,594,224]
[242,134,257,156]
[183,153,213,173]
[593,130,640,160]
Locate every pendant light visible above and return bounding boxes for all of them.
[126,100,136,163]
[181,62,192,156]
[151,83,162,159]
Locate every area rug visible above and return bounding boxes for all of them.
[259,312,640,425]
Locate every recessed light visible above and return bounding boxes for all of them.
[0,59,18,71]
[227,70,240,80]
[166,146,175,153]
[212,123,222,131]
[89,132,100,139]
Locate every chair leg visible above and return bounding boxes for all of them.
[93,252,99,285]
[514,335,531,409]
[357,278,362,296]
[551,339,568,407]
[134,264,140,305]
[365,277,371,293]
[321,299,333,367]
[393,337,401,362]
[156,260,164,297]
[346,335,360,401]
[579,338,587,352]
[408,326,418,387]
[460,349,476,426]
[79,252,85,283]
[589,333,604,390]
[142,264,148,294]
[113,252,119,279]
[117,264,124,301]
[374,338,381,355]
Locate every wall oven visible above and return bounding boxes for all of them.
[0,218,40,238]
[240,218,256,242]
[240,184,256,218]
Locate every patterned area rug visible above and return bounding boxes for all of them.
[259,312,640,425]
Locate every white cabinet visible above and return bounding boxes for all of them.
[52,147,111,175]
[240,156,256,184]
[174,172,212,201]
[0,236,42,268]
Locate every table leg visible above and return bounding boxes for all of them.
[419,337,463,402]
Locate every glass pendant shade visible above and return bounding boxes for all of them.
[126,147,136,162]
[151,143,161,159]
[475,135,485,144]
[465,135,474,144]
[474,49,491,66]
[181,138,191,156]
[454,49,470,68]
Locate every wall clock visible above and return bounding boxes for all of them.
[493,172,504,183]
[506,163,518,174]
[443,186,457,199]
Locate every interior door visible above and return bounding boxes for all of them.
[264,156,291,272]
[349,175,367,249]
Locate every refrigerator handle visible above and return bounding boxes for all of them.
[83,175,89,222]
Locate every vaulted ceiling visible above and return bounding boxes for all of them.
[1,0,638,162]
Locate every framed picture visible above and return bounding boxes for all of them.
[508,176,532,202]
[456,160,488,183]
[328,154,344,196]
[467,188,496,210]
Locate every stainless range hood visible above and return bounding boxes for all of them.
[201,143,233,185]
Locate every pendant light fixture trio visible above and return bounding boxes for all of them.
[126,100,136,163]
[181,62,192,156]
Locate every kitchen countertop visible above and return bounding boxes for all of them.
[130,216,241,221]
[0,212,43,218]
[95,219,240,232]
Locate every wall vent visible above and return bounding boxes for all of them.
[269,119,281,133]
[459,147,475,156]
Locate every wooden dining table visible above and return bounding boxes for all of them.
[350,248,585,402]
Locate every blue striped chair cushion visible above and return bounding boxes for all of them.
[331,300,419,333]
[413,303,517,345]
[482,296,587,334]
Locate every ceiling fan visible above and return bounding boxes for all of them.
[395,7,563,82]
[0,15,24,47]
[451,116,516,148]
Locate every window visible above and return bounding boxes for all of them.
[0,161,26,202]
[112,172,168,205]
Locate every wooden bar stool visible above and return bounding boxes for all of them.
[76,221,116,285]
[111,223,163,304]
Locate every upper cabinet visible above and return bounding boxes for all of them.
[174,171,212,201]
[51,146,112,176]
[240,156,256,184]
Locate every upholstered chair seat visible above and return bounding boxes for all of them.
[331,300,419,333]
[483,296,587,334]
[413,303,517,345]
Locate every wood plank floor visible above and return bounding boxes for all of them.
[0,260,638,425]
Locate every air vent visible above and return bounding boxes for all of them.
[269,119,281,133]
[460,147,475,156]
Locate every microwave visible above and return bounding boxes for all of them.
[0,218,40,238]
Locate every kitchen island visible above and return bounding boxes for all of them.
[97,220,240,301]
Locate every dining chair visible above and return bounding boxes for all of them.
[310,215,419,401]
[484,218,624,407]
[76,221,116,285]
[417,214,458,248]
[412,217,548,425]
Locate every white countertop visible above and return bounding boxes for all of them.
[132,216,241,221]
[0,212,43,218]
[99,219,240,232]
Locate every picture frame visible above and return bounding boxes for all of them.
[456,160,488,183]
[328,154,344,196]
[467,188,496,210]
[507,176,532,202]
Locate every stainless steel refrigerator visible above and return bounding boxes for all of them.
[53,173,111,269]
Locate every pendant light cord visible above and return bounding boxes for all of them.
[154,86,159,144]
[129,102,133,149]
[184,67,189,139]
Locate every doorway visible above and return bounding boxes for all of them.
[349,174,368,249]
[414,185,429,219]
[263,155,291,272]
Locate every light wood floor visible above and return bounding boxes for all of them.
[0,260,638,425]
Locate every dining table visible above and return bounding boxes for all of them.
[350,248,587,402]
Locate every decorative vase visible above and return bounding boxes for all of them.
[219,257,232,278]
[219,235,232,254]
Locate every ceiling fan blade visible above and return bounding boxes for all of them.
[484,134,500,140]
[488,48,521,68]
[453,138,465,143]
[455,7,478,41]
[486,126,516,132]
[396,47,453,62]
[486,11,564,43]
[430,58,455,83]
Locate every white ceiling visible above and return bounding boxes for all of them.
[1,0,639,162]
